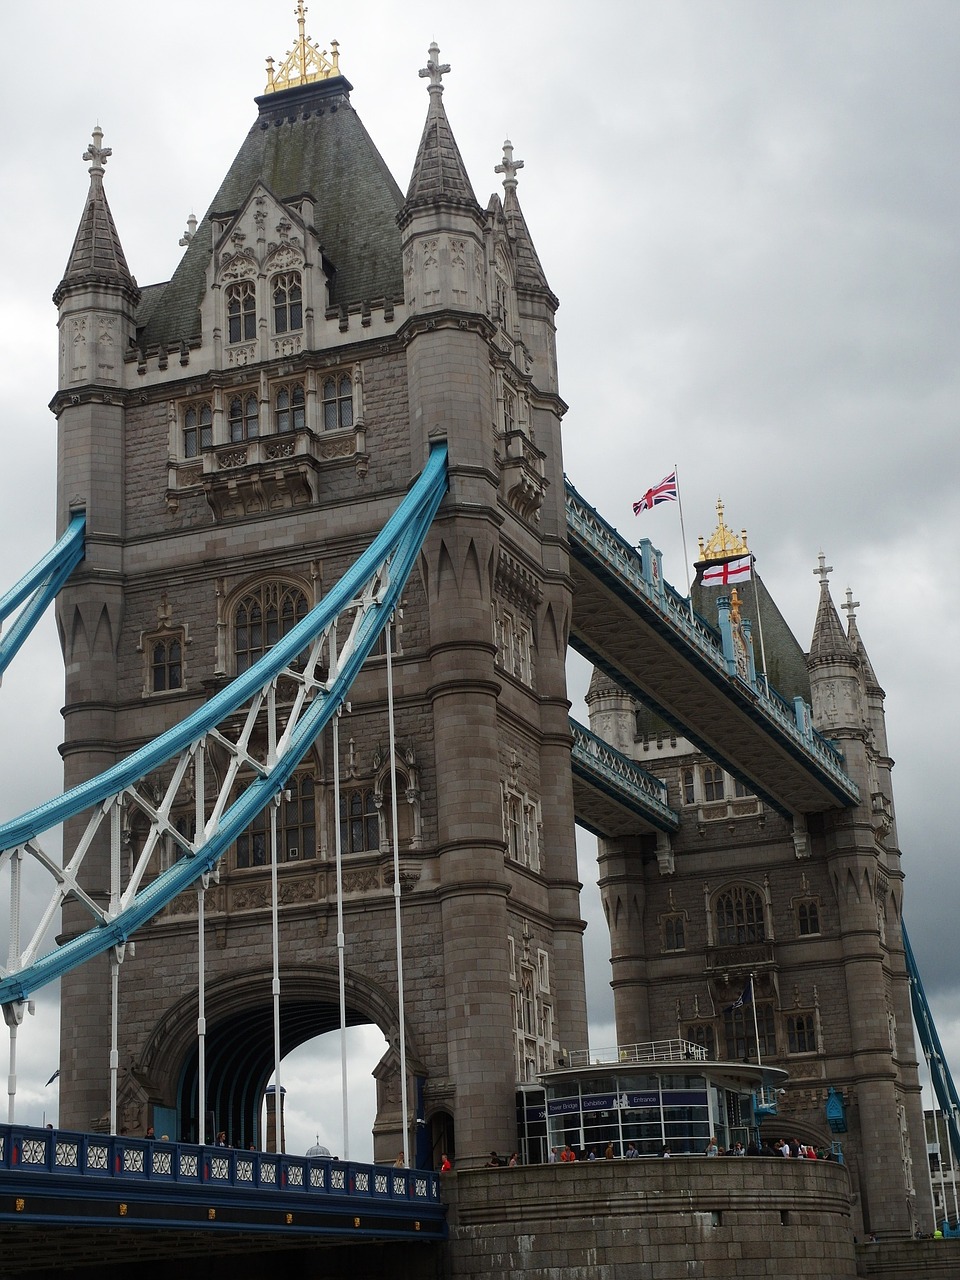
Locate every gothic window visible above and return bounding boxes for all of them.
[183,400,212,458]
[503,389,517,433]
[685,1023,716,1060]
[493,601,533,686]
[228,393,260,442]
[274,382,306,433]
[322,374,354,431]
[150,635,183,693]
[703,765,725,802]
[787,1012,817,1054]
[681,768,695,805]
[537,949,550,994]
[272,271,303,334]
[715,885,766,945]
[797,899,821,936]
[340,788,379,854]
[235,772,316,868]
[733,778,751,798]
[227,281,256,343]
[502,787,541,872]
[663,913,686,952]
[723,1000,776,1060]
[233,582,308,674]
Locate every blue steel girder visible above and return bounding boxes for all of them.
[0,445,448,1008]
[903,923,960,1171]
[569,717,679,838]
[564,480,859,819]
[0,512,85,681]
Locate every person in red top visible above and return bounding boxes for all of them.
[439,1153,452,1172]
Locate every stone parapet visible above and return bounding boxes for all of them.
[444,1158,857,1279]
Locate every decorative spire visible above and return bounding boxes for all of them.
[179,212,197,247]
[808,551,853,661]
[54,125,139,305]
[83,125,111,180]
[418,41,450,94]
[264,3,340,94]
[841,587,859,630]
[495,139,524,191]
[401,43,479,215]
[697,499,749,562]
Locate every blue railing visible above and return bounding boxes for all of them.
[0,1122,442,1206]
[564,480,858,802]
[569,717,679,831]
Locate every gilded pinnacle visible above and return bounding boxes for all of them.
[264,2,341,94]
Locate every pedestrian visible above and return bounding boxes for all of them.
[440,1152,452,1172]
[705,1136,719,1157]
[548,1146,559,1163]
[625,1142,639,1158]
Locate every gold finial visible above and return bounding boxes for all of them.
[729,588,742,625]
[697,497,750,562]
[264,3,341,94]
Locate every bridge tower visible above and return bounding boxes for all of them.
[52,24,586,1162]
[587,508,931,1237]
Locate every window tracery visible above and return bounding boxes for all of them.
[227,281,256,344]
[714,885,766,946]
[232,581,309,674]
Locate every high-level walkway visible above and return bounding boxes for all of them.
[565,479,859,818]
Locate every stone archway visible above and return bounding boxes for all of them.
[137,964,422,1149]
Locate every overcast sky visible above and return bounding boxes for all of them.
[0,2,957,1157]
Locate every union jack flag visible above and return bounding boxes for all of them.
[633,471,678,514]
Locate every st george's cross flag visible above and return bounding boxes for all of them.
[702,554,752,586]
[633,471,678,514]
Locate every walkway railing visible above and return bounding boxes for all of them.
[564,479,858,801]
[569,717,679,831]
[566,1039,708,1068]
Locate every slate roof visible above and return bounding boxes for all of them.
[55,171,139,304]
[137,77,405,351]
[401,86,480,217]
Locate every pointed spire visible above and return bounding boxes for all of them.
[401,43,480,217]
[496,139,555,301]
[843,587,881,690]
[54,126,138,304]
[808,553,854,662]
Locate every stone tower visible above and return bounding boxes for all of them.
[587,504,931,1238]
[52,27,587,1164]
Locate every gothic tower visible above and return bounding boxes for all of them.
[52,24,587,1164]
[588,505,931,1238]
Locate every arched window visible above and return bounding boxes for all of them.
[228,393,259,442]
[235,772,316,868]
[233,582,308,674]
[723,1001,776,1060]
[151,636,182,692]
[684,1023,716,1060]
[340,789,379,854]
[715,885,765,946]
[274,382,305,434]
[681,768,695,805]
[183,401,212,458]
[227,281,256,343]
[797,900,820,936]
[703,765,725,802]
[272,272,303,334]
[787,1013,816,1054]
[663,914,686,952]
[322,374,354,431]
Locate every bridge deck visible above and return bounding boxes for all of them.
[0,1124,444,1258]
[565,483,859,817]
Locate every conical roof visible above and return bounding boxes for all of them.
[54,127,139,305]
[808,554,855,663]
[399,43,481,222]
[138,75,405,351]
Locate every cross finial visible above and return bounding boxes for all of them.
[842,588,860,626]
[495,139,524,190]
[814,552,833,588]
[419,41,450,92]
[83,125,112,176]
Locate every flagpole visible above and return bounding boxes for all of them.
[751,558,770,693]
[749,974,762,1068]
[673,464,695,624]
